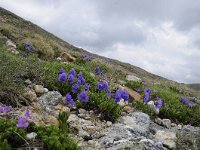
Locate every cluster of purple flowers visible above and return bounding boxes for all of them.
[143,88,151,103]
[58,68,91,105]
[95,67,101,74]
[0,105,12,114]
[24,42,31,52]
[82,54,92,61]
[17,108,33,128]
[97,81,109,91]
[181,96,194,108]
[114,89,129,103]
[190,97,200,104]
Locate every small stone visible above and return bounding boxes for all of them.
[38,91,62,106]
[35,85,45,94]
[155,118,163,125]
[106,121,112,127]
[25,79,32,85]
[88,140,97,147]
[83,134,92,141]
[78,108,87,114]
[90,72,95,77]
[56,57,62,61]
[44,88,49,93]
[147,101,155,110]
[162,119,171,128]
[139,139,154,146]
[48,116,59,127]
[118,99,127,107]
[123,105,132,113]
[177,124,182,130]
[171,123,177,127]
[23,90,37,102]
[26,132,37,140]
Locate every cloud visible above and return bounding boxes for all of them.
[0,0,200,83]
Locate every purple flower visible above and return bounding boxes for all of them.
[84,84,90,90]
[77,77,86,85]
[77,91,89,103]
[95,67,100,74]
[78,72,83,78]
[24,42,31,47]
[121,90,129,101]
[107,92,112,98]
[97,81,109,91]
[102,81,109,91]
[67,74,75,84]
[70,68,76,77]
[72,83,80,93]
[0,105,12,114]
[24,108,33,119]
[143,88,151,103]
[58,72,67,82]
[181,96,194,108]
[16,117,29,128]
[59,68,66,74]
[156,99,162,109]
[66,94,75,105]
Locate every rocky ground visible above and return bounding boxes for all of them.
[3,79,198,150]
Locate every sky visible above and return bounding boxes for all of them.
[0,0,200,83]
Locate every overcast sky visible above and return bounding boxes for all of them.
[1,0,200,83]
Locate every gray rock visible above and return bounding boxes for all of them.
[155,130,177,149]
[37,91,62,106]
[162,119,171,128]
[155,118,163,125]
[126,75,141,82]
[98,112,151,149]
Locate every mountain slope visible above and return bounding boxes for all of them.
[0,7,183,85]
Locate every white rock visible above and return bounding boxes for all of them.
[44,88,49,93]
[6,40,16,48]
[56,57,62,61]
[126,75,141,82]
[35,85,45,94]
[106,121,112,127]
[26,132,37,140]
[177,124,182,130]
[139,139,154,145]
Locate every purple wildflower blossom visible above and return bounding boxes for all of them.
[16,117,29,128]
[70,68,76,77]
[97,81,109,91]
[156,99,163,109]
[84,84,90,90]
[77,91,89,103]
[121,90,129,101]
[107,92,112,98]
[143,88,151,103]
[24,108,33,119]
[72,83,79,93]
[95,67,100,74]
[181,96,194,108]
[0,105,12,114]
[66,94,75,105]
[78,72,83,79]
[68,74,75,84]
[58,72,67,82]
[59,68,66,74]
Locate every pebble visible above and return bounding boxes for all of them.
[26,132,37,140]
